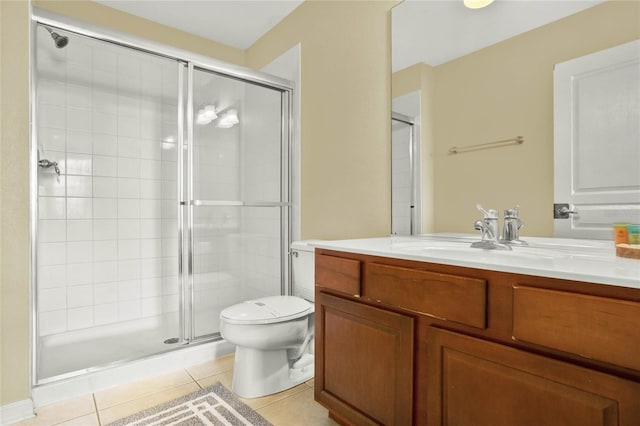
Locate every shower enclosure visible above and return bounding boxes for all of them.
[31,12,293,384]
[391,112,416,235]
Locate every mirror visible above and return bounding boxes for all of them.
[390,0,638,237]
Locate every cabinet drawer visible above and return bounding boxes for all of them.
[513,286,640,371]
[315,254,361,295]
[364,263,487,329]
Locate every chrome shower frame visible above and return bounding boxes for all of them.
[391,112,420,235]
[29,7,295,386]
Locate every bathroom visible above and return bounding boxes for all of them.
[1,0,638,424]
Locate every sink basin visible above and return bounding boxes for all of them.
[390,234,614,262]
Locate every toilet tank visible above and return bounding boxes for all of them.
[290,240,317,302]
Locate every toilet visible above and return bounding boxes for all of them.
[219,240,316,398]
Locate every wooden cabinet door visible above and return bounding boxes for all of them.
[427,327,640,426]
[315,291,414,426]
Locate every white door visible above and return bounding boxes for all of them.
[554,39,640,239]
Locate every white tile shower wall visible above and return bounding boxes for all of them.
[190,111,243,336]
[36,30,179,337]
[238,209,282,300]
[239,85,283,300]
[392,123,412,235]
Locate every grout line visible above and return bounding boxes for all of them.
[184,368,202,390]
[92,393,103,426]
[49,394,102,426]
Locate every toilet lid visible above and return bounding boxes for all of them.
[220,296,312,325]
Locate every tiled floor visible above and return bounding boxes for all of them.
[16,354,339,426]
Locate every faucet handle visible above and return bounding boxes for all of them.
[504,206,520,218]
[477,204,498,219]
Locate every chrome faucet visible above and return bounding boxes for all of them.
[471,204,512,250]
[500,207,527,245]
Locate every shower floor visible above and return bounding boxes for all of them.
[37,314,219,382]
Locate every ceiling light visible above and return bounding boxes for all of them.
[195,104,218,125]
[202,105,218,120]
[196,114,211,125]
[464,0,494,9]
[217,109,239,128]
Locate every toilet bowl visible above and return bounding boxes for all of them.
[219,241,316,398]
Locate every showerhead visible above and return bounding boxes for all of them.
[44,26,69,49]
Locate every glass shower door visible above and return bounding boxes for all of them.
[187,66,290,340]
[33,16,294,384]
[34,24,183,381]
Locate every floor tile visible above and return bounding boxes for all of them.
[14,394,95,426]
[16,354,334,426]
[97,382,200,424]
[185,353,234,380]
[256,388,339,426]
[57,412,99,426]
[240,383,311,411]
[195,370,234,391]
[93,369,194,410]
[196,369,310,411]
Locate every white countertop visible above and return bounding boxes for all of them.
[313,234,640,290]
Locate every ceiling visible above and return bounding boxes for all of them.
[392,0,606,71]
[93,0,305,49]
[93,0,606,72]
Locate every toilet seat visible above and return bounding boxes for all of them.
[221,295,312,325]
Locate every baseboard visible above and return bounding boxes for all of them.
[0,399,35,425]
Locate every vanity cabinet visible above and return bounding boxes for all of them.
[314,248,640,426]
[427,328,640,426]
[315,292,414,426]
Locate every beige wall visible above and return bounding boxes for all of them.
[394,0,640,237]
[1,0,395,406]
[247,0,396,240]
[1,0,31,406]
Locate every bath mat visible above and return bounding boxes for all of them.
[105,382,273,426]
